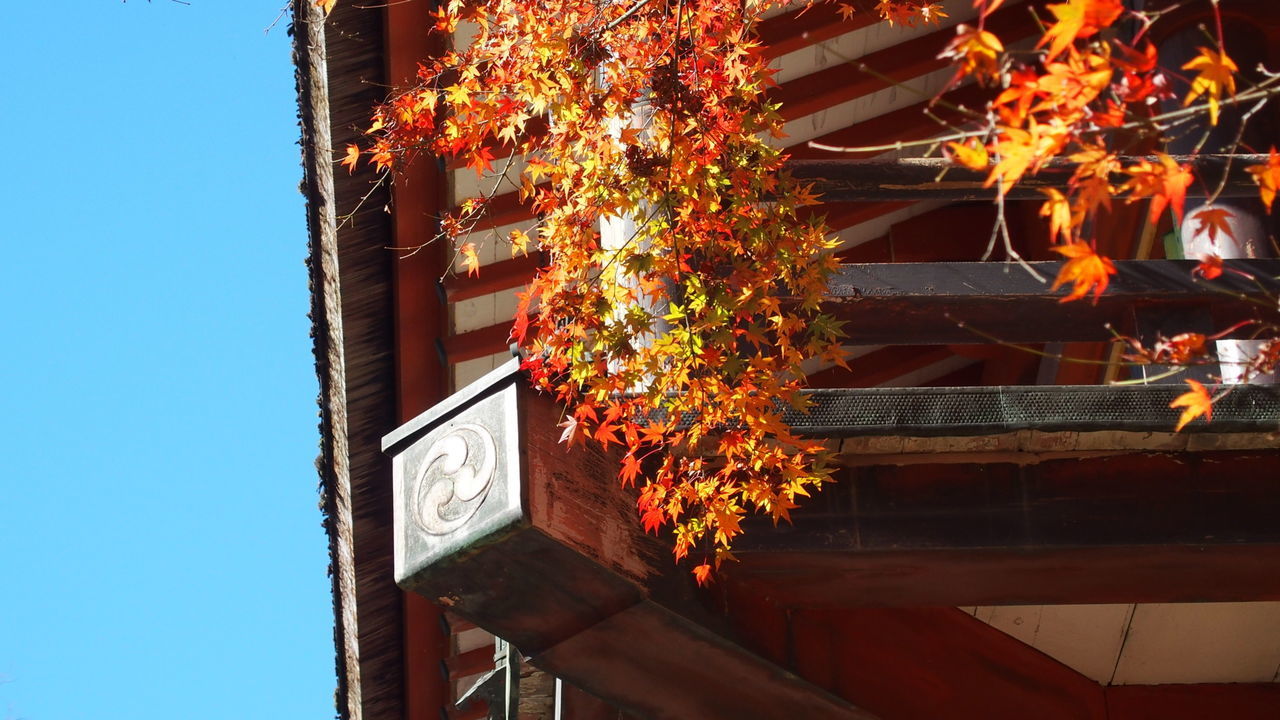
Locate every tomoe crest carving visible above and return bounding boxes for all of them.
[412,423,498,535]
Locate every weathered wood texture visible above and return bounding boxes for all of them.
[725,453,1280,606]
[822,259,1280,345]
[790,155,1270,202]
[296,1,416,718]
[386,367,876,720]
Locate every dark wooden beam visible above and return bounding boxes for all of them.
[383,365,877,720]
[1105,684,1280,720]
[791,155,1270,202]
[821,259,1280,345]
[725,453,1280,606]
[442,258,1280,364]
[791,383,1280,437]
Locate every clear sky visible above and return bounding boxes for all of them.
[0,3,333,719]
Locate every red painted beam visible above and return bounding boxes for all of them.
[768,3,1037,121]
[726,597,1280,720]
[442,319,516,364]
[792,608,1106,720]
[386,1,451,719]
[806,345,955,388]
[1105,684,1280,720]
[758,1,879,60]
[788,83,992,161]
[443,18,1019,235]
[441,253,543,303]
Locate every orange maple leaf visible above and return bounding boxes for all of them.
[1246,147,1280,211]
[692,563,713,586]
[1120,153,1193,224]
[1190,207,1236,247]
[975,0,1007,18]
[1051,242,1116,303]
[1170,379,1213,431]
[316,0,337,15]
[1182,47,1237,125]
[986,127,1037,189]
[1038,0,1124,61]
[340,144,360,174]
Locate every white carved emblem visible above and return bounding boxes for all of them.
[412,423,498,535]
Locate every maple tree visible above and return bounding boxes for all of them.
[326,0,1280,580]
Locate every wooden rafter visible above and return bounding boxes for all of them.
[726,452,1280,607]
[791,155,1271,202]
[439,258,1280,363]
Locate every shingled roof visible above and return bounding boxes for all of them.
[294,2,405,717]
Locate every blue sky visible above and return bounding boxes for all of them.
[0,3,333,718]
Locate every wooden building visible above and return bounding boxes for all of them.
[295,1,1280,718]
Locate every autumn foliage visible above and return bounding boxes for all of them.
[327,0,1280,580]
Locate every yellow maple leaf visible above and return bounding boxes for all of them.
[946,139,989,170]
[509,229,530,257]
[1038,0,1123,61]
[1246,147,1280,211]
[1170,379,1213,431]
[941,25,1004,85]
[1182,47,1237,125]
[316,0,337,16]
[1040,188,1073,244]
[1051,242,1116,303]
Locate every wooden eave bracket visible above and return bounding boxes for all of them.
[383,361,877,720]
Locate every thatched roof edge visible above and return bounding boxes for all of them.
[294,2,404,719]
